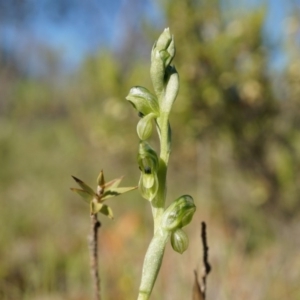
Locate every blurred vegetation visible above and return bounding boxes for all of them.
[1,0,300,299]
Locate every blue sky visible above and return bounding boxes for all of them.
[0,0,298,75]
[0,0,163,74]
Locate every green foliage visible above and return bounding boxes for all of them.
[71,171,137,217]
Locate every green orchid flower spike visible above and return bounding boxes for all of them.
[126,28,196,300]
[71,170,137,218]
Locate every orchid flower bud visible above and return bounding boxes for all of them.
[137,141,159,172]
[150,28,175,98]
[155,28,174,55]
[137,141,159,201]
[137,112,156,140]
[126,86,159,116]
[170,229,189,254]
[161,195,196,232]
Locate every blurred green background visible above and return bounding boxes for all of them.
[1,0,300,299]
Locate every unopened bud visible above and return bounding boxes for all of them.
[161,195,196,231]
[155,28,173,52]
[150,28,176,98]
[171,229,189,254]
[137,113,156,140]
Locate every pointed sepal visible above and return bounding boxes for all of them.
[97,170,105,187]
[102,186,138,201]
[70,188,95,203]
[72,176,95,195]
[99,204,114,219]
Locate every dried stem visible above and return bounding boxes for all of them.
[89,213,101,300]
[192,222,212,300]
[192,270,203,300]
[200,221,211,298]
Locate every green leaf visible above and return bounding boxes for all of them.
[72,176,95,195]
[99,204,114,219]
[104,176,124,190]
[90,201,103,214]
[97,170,105,186]
[101,186,138,201]
[70,188,95,203]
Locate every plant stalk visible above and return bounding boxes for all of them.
[137,229,170,300]
[137,111,171,300]
[152,111,171,231]
[89,213,101,300]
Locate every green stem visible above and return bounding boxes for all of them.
[152,112,171,231]
[137,111,171,300]
[137,228,170,300]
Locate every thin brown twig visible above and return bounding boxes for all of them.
[200,221,211,299]
[89,213,101,300]
[192,270,204,300]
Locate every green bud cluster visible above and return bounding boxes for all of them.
[161,195,196,253]
[126,28,180,204]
